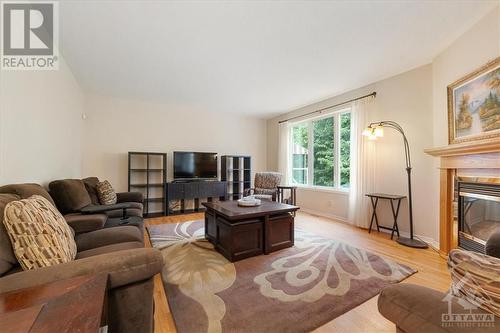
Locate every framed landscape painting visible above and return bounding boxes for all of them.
[447,57,500,144]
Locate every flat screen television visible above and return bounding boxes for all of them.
[173,152,218,180]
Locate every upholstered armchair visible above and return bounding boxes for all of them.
[244,172,282,201]
[378,232,500,333]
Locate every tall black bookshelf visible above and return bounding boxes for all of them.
[221,155,251,200]
[128,152,167,217]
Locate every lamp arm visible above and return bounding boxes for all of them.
[368,121,412,169]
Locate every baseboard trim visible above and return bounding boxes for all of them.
[299,208,348,223]
[298,208,440,251]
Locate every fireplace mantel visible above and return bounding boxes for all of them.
[424,137,500,158]
[424,138,500,256]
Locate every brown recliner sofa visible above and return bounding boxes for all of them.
[0,184,163,333]
[378,231,500,333]
[48,177,144,232]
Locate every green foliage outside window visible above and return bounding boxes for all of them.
[292,124,308,149]
[292,125,308,184]
[290,112,351,188]
[340,113,351,187]
[313,117,334,186]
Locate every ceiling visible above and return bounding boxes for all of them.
[59,1,497,118]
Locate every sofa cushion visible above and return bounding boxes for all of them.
[116,192,144,204]
[105,203,143,218]
[0,194,21,275]
[82,177,100,205]
[75,225,143,252]
[486,229,500,259]
[97,180,117,205]
[448,249,500,317]
[76,241,143,259]
[378,283,497,333]
[3,195,77,270]
[0,183,55,206]
[64,213,107,234]
[49,179,92,214]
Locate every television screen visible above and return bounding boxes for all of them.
[174,152,218,180]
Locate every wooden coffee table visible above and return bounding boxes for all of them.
[202,200,299,262]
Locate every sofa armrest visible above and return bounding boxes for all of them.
[0,248,164,293]
[116,192,144,204]
[80,203,133,214]
[64,213,107,233]
[378,284,498,333]
[486,228,500,259]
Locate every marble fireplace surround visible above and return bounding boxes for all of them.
[425,138,500,256]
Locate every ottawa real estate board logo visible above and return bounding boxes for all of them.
[1,1,59,70]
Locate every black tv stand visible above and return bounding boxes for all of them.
[172,179,218,183]
[166,181,226,215]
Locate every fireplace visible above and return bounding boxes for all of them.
[457,180,500,253]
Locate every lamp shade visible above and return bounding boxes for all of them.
[374,126,384,137]
[362,128,373,137]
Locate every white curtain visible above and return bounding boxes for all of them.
[348,97,376,228]
[278,122,289,185]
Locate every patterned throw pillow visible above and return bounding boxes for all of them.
[2,195,77,270]
[96,180,117,205]
[448,249,500,317]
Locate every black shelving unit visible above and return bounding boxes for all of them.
[221,155,251,200]
[165,181,227,215]
[128,152,167,217]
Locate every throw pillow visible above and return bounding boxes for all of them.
[96,180,117,205]
[82,177,100,205]
[2,195,77,270]
[448,249,500,317]
[48,179,92,214]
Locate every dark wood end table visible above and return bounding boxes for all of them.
[277,185,297,205]
[202,200,299,262]
[365,193,406,240]
[0,274,107,333]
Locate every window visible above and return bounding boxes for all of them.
[291,124,308,185]
[289,109,351,190]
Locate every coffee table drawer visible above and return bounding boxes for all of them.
[216,218,263,262]
[266,213,294,253]
[205,210,217,242]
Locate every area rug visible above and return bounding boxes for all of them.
[147,220,416,333]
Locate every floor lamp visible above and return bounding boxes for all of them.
[362,121,428,249]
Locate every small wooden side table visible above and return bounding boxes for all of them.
[277,185,297,206]
[365,193,406,240]
[0,274,107,333]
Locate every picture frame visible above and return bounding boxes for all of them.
[447,57,500,144]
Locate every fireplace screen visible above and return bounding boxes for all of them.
[458,181,500,253]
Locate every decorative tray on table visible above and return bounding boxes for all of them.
[237,197,261,207]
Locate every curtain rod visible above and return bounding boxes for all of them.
[278,91,376,124]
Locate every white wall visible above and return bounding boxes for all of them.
[82,94,267,192]
[267,65,436,241]
[432,6,499,148]
[0,56,84,186]
[267,5,500,246]
[428,5,500,246]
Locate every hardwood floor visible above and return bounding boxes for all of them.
[144,211,451,333]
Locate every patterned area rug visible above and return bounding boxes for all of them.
[147,220,416,333]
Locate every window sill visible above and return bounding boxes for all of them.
[294,185,350,195]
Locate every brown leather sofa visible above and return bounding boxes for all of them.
[378,233,500,333]
[0,184,163,333]
[48,177,144,232]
